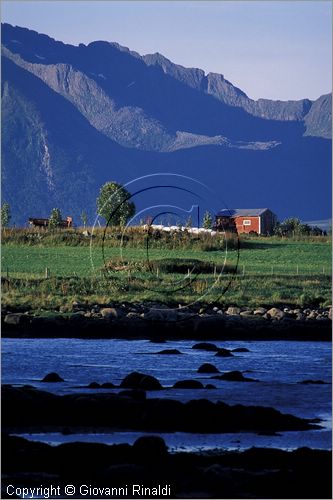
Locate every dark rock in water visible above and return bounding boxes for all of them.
[2,433,331,498]
[298,379,327,385]
[192,342,219,351]
[88,382,100,389]
[257,431,282,436]
[133,436,168,464]
[61,427,72,435]
[120,371,162,390]
[205,384,216,389]
[232,347,250,352]
[156,349,183,355]
[198,363,220,373]
[100,382,116,388]
[173,379,204,389]
[2,386,318,434]
[41,372,64,383]
[215,348,234,357]
[118,389,146,401]
[212,370,257,382]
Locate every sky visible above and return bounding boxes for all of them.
[1,1,332,101]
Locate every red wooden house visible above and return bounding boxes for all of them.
[215,208,277,235]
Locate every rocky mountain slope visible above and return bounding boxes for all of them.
[1,23,331,225]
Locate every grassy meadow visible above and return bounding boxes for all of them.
[1,227,332,310]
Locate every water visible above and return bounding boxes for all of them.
[2,338,332,451]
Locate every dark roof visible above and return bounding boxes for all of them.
[216,208,270,217]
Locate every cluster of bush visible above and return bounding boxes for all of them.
[273,218,327,237]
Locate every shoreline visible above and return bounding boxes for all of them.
[2,433,332,499]
[3,313,332,341]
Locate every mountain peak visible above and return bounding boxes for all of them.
[2,23,331,225]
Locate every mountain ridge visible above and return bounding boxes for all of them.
[1,23,331,225]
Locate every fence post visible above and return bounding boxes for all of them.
[242,265,245,275]
[296,265,299,275]
[214,266,217,278]
[156,268,159,278]
[271,266,274,275]
[45,267,49,278]
[6,267,9,279]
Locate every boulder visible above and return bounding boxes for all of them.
[156,349,183,355]
[212,371,256,382]
[298,380,327,385]
[118,389,146,400]
[120,372,162,390]
[88,382,100,389]
[215,348,234,357]
[240,310,253,317]
[254,307,267,315]
[100,382,115,388]
[205,384,217,389]
[101,307,118,318]
[192,342,219,352]
[41,372,64,383]
[267,308,285,320]
[126,312,141,319]
[197,363,220,374]
[226,306,241,316]
[231,347,250,353]
[144,309,178,322]
[132,436,168,464]
[173,380,204,389]
[4,313,27,325]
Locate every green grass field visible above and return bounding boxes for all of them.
[2,234,332,310]
[2,238,331,277]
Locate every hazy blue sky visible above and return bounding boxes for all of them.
[2,1,331,100]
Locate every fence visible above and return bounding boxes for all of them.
[237,265,332,276]
[1,265,332,280]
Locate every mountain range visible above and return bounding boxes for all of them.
[1,23,332,225]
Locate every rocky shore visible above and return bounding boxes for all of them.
[2,433,331,499]
[2,303,332,340]
[3,385,320,434]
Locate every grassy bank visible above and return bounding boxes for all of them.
[2,229,331,310]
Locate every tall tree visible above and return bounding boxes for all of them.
[1,202,11,229]
[80,211,88,228]
[97,182,135,226]
[202,211,213,229]
[49,208,62,229]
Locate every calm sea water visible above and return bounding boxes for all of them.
[2,338,332,451]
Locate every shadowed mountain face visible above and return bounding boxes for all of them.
[1,23,331,225]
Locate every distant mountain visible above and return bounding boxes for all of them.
[143,52,317,125]
[1,23,331,225]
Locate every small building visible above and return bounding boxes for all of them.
[215,208,277,235]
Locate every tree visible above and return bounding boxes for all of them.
[1,202,11,229]
[80,211,88,228]
[185,216,192,229]
[49,208,62,229]
[273,217,319,237]
[97,182,135,226]
[202,211,213,229]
